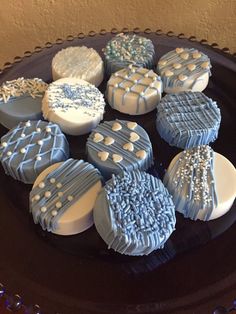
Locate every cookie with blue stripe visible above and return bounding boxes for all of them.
[156,92,221,149]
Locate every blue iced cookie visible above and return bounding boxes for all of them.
[0,120,69,184]
[156,92,221,149]
[94,170,176,256]
[103,33,155,77]
[0,77,48,129]
[157,48,211,93]
[30,159,102,235]
[86,120,153,179]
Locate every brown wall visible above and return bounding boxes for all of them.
[0,0,235,69]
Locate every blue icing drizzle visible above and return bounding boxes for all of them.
[94,170,176,256]
[106,66,163,115]
[156,48,211,90]
[104,33,155,76]
[156,92,221,149]
[30,159,102,232]
[86,120,153,179]
[163,145,218,221]
[0,120,69,184]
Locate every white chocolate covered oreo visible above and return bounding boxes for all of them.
[106,66,163,115]
[157,48,211,93]
[42,78,106,135]
[52,46,104,86]
[30,159,102,235]
[164,146,236,221]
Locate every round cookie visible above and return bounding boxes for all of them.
[0,120,69,184]
[94,170,176,255]
[157,48,211,93]
[52,46,104,86]
[164,146,236,221]
[156,92,221,149]
[30,159,102,235]
[106,65,163,115]
[42,78,106,135]
[0,77,48,129]
[86,120,153,179]
[103,33,155,77]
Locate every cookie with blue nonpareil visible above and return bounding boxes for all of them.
[157,48,211,93]
[164,146,236,221]
[103,33,155,77]
[52,46,104,86]
[156,92,221,149]
[0,120,69,184]
[94,170,176,255]
[42,78,106,135]
[0,77,48,129]
[106,65,163,115]
[30,159,102,235]
[86,120,153,179]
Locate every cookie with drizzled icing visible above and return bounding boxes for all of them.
[94,170,176,255]
[157,48,211,93]
[86,120,153,179]
[164,146,236,221]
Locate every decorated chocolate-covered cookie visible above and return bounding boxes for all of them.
[0,77,48,129]
[156,92,221,149]
[42,78,106,135]
[94,170,176,255]
[164,146,236,221]
[0,120,69,184]
[30,159,102,235]
[86,120,153,179]
[52,46,104,86]
[103,33,155,77]
[157,48,211,93]
[106,65,163,115]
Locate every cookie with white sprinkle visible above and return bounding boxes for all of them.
[164,146,236,221]
[86,120,153,179]
[52,46,104,87]
[94,170,176,255]
[103,33,155,77]
[42,78,106,135]
[106,65,163,115]
[157,48,211,93]
[0,120,69,184]
[30,159,102,235]
[156,92,221,149]
[0,77,48,129]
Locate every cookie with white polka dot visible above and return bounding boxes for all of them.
[0,120,69,184]
[157,48,211,93]
[30,158,102,235]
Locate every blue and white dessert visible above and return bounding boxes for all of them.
[156,92,221,149]
[103,33,155,77]
[52,46,104,86]
[94,170,176,255]
[42,78,106,135]
[0,77,48,129]
[86,120,153,179]
[0,120,69,184]
[30,159,102,235]
[157,48,211,93]
[164,146,236,221]
[106,65,163,115]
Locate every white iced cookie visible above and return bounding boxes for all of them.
[157,48,211,93]
[106,65,163,115]
[42,78,106,135]
[30,159,102,236]
[164,146,236,221]
[52,46,104,86]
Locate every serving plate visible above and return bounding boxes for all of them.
[0,30,235,314]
